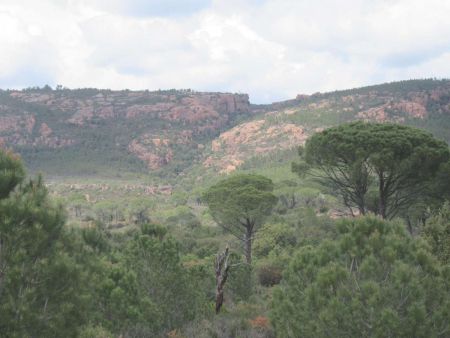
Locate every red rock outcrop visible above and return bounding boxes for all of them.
[204,120,307,173]
[128,134,173,170]
[39,123,52,137]
[9,90,250,130]
[357,99,427,122]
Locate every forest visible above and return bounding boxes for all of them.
[0,121,449,338]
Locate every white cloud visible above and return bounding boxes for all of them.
[0,0,449,102]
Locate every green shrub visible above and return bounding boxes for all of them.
[257,264,282,287]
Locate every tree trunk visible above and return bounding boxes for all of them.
[378,172,387,219]
[358,204,366,216]
[244,227,252,265]
[379,197,387,219]
[406,216,414,235]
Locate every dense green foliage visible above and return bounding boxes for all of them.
[86,225,210,336]
[271,216,450,337]
[0,149,213,337]
[0,154,87,336]
[0,150,25,199]
[423,202,450,265]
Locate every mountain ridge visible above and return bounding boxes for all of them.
[0,88,252,176]
[0,79,449,178]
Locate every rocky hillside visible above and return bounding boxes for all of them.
[0,79,449,177]
[0,88,251,176]
[203,79,450,173]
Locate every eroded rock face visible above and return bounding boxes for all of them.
[0,109,74,148]
[9,90,250,129]
[39,123,52,137]
[126,103,172,119]
[204,120,307,173]
[127,128,197,170]
[0,115,24,133]
[357,100,428,122]
[357,105,391,122]
[128,134,173,170]
[0,89,251,170]
[34,122,73,147]
[67,107,98,125]
[206,82,449,174]
[0,114,35,133]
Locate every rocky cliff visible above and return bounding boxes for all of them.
[202,79,450,173]
[0,88,251,175]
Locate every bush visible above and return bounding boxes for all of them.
[257,264,282,287]
[422,201,450,264]
[253,223,296,258]
[228,259,253,301]
[140,222,167,239]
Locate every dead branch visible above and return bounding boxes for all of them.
[215,246,230,314]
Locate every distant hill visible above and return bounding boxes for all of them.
[0,79,449,178]
[202,79,450,174]
[0,88,251,177]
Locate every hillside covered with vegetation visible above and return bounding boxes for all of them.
[0,79,449,179]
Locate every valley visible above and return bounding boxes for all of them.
[1,79,449,337]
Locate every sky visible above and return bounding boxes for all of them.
[0,0,449,103]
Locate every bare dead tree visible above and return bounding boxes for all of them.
[215,246,230,314]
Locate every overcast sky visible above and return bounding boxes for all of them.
[1,0,449,103]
